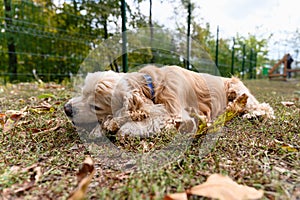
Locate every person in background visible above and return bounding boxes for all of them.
[286,53,294,78]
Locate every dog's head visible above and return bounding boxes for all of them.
[64,71,124,129]
[223,77,275,119]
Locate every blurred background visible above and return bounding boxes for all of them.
[1,0,299,83]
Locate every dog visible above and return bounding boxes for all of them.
[64,65,275,137]
[64,70,124,131]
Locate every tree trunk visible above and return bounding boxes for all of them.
[4,0,18,82]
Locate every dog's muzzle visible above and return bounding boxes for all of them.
[64,103,74,118]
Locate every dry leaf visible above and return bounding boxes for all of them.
[188,174,264,200]
[3,164,42,197]
[34,120,62,134]
[281,101,295,107]
[227,94,248,114]
[197,94,248,135]
[0,113,6,127]
[31,101,55,113]
[165,174,264,200]
[275,139,299,152]
[13,180,35,195]
[3,108,28,133]
[68,156,95,200]
[3,118,15,133]
[164,192,188,200]
[273,166,290,174]
[76,156,94,182]
[281,145,298,152]
[14,166,42,194]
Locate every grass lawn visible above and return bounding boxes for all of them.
[0,78,299,199]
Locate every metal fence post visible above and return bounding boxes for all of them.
[121,0,128,73]
[242,44,246,79]
[250,48,253,79]
[231,37,235,75]
[186,1,191,70]
[215,26,219,75]
[254,52,257,79]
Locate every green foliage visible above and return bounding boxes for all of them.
[0,0,272,82]
[0,0,145,82]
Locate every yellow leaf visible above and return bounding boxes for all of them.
[196,94,248,135]
[225,110,238,122]
[281,145,298,152]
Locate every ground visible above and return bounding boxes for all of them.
[0,78,299,199]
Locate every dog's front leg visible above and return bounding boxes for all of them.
[125,90,151,121]
[103,117,119,132]
[102,115,133,132]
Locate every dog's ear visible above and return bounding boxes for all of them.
[124,90,151,121]
[223,77,240,102]
[127,90,147,110]
[227,89,237,102]
[95,79,115,95]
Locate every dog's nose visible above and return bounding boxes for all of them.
[64,103,73,117]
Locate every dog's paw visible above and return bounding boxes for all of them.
[117,117,166,137]
[129,109,150,121]
[103,118,120,132]
[242,102,275,120]
[88,124,104,138]
[178,119,197,134]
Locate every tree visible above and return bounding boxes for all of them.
[232,34,270,78]
[4,0,17,82]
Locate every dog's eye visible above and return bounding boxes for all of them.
[90,104,102,111]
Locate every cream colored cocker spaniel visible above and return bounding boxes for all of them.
[64,65,274,137]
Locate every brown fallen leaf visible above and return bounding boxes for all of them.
[68,156,95,200]
[76,156,94,182]
[32,120,62,134]
[164,192,188,200]
[281,101,295,107]
[14,167,41,195]
[0,113,6,127]
[30,101,55,113]
[3,114,23,133]
[165,174,264,200]
[2,165,42,198]
[189,174,263,200]
[3,107,28,133]
[3,118,15,133]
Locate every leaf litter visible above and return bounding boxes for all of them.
[0,80,299,199]
[165,173,264,200]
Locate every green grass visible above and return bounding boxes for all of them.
[0,79,299,199]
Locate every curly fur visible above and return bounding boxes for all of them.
[64,65,275,137]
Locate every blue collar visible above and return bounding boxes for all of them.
[143,74,155,100]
